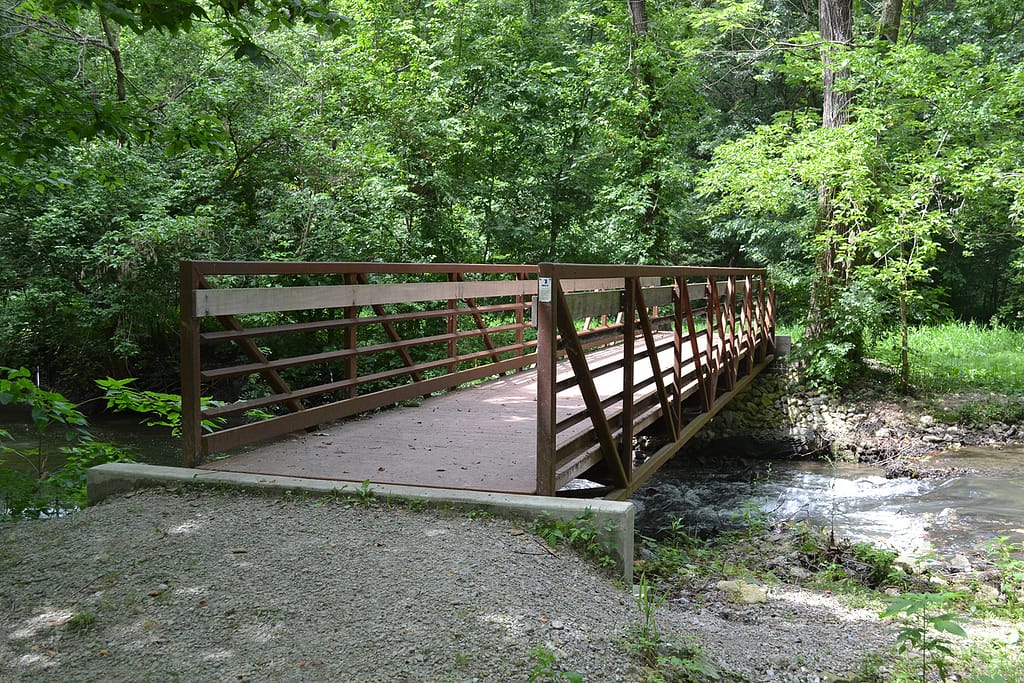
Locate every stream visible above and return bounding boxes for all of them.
[633,446,1024,560]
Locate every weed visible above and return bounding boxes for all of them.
[66,612,97,632]
[731,500,769,537]
[986,537,1024,609]
[405,497,428,512]
[634,526,710,580]
[354,480,374,506]
[534,510,617,570]
[527,645,583,683]
[629,574,723,682]
[881,591,967,683]
[466,508,492,520]
[630,573,665,666]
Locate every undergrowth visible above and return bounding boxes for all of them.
[868,322,1024,395]
[533,510,618,571]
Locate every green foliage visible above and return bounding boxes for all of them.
[791,524,902,591]
[0,367,133,519]
[533,510,618,570]
[986,537,1024,610]
[527,645,583,683]
[933,399,1024,428]
[2,0,1023,398]
[882,592,968,683]
[634,520,713,581]
[789,281,888,389]
[697,7,1024,358]
[851,542,899,589]
[97,377,223,436]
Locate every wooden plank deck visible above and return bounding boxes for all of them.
[199,339,680,494]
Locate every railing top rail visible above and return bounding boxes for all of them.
[187,261,539,277]
[538,263,767,279]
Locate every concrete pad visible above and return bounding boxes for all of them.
[87,462,635,583]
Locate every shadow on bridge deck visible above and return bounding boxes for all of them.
[199,338,772,497]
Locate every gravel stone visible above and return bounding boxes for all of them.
[1,488,898,682]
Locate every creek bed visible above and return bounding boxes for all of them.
[633,445,1024,560]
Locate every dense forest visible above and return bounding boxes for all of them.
[1,0,1023,393]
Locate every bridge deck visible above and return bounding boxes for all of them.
[200,341,674,495]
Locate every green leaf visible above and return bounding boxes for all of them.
[932,618,967,638]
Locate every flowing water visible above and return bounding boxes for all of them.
[633,446,1024,559]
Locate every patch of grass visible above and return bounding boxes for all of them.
[869,323,1024,395]
[533,510,618,570]
[929,397,1024,427]
[66,612,97,631]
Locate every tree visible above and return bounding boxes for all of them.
[807,0,853,337]
[696,0,1024,385]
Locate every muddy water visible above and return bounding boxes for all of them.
[0,412,181,473]
[633,447,1024,559]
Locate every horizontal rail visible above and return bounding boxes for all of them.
[199,301,526,342]
[195,280,533,317]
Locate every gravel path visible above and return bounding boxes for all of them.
[1,487,897,682]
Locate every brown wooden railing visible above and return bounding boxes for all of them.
[533,263,775,498]
[180,261,774,495]
[180,261,538,466]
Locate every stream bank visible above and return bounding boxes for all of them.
[691,363,1024,467]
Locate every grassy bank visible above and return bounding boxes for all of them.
[869,322,1024,395]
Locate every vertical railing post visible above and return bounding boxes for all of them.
[672,277,683,423]
[515,271,528,357]
[179,261,203,468]
[535,263,558,496]
[742,274,755,372]
[344,272,359,399]
[621,277,636,484]
[447,272,458,376]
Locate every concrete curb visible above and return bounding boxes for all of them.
[87,463,635,583]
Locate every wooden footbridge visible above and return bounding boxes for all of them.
[180,261,775,500]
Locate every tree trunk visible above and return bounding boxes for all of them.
[627,0,648,36]
[807,0,854,337]
[878,0,903,44]
[100,17,126,102]
[627,0,665,259]
[819,0,852,130]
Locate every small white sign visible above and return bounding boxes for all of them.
[538,277,553,303]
